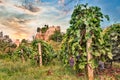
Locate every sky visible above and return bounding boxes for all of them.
[0,0,120,41]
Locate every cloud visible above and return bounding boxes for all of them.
[58,0,65,5]
[0,18,33,40]
[0,0,70,40]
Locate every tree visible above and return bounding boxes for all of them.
[6,43,17,57]
[21,39,28,43]
[37,25,49,34]
[0,35,14,54]
[41,25,49,33]
[50,30,63,42]
[61,4,111,80]
[37,27,41,32]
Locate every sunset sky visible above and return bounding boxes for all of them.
[0,0,120,41]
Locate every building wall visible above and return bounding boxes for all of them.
[35,26,60,41]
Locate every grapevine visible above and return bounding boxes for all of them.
[61,4,112,71]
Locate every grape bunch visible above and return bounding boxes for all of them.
[69,57,74,67]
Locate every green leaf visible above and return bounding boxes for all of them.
[101,49,106,55]
[107,52,113,59]
[90,59,98,68]
[85,32,91,40]
[118,44,120,48]
[104,15,110,21]
[79,63,85,69]
[92,51,100,57]
[98,39,104,45]
[83,52,87,56]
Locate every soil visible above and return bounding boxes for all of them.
[97,67,120,80]
[76,67,120,79]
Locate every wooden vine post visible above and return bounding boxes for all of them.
[36,29,43,67]
[38,42,42,66]
[86,33,94,80]
[21,49,25,63]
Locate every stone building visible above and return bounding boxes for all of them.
[35,26,60,41]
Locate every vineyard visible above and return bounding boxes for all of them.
[0,3,120,80]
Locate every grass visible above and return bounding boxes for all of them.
[0,57,82,80]
[0,54,120,80]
